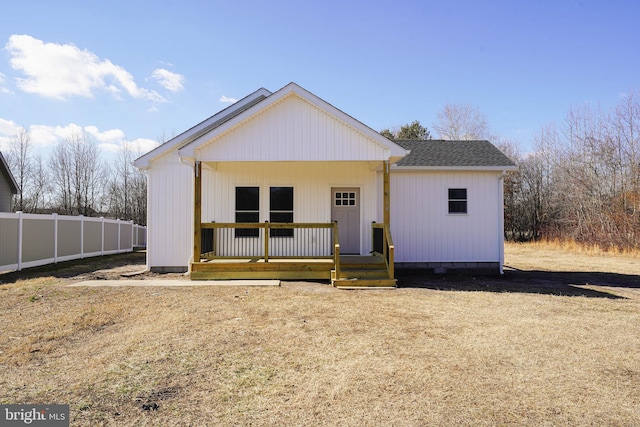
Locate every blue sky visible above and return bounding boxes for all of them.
[1,0,639,158]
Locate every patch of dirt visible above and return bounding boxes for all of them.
[0,250,185,285]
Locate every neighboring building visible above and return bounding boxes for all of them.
[0,151,18,212]
[134,83,516,285]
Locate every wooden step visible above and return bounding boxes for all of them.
[332,277,397,288]
[337,269,390,279]
[340,261,386,269]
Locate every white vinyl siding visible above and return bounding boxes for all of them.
[146,151,193,269]
[202,161,379,255]
[390,171,503,263]
[196,94,390,162]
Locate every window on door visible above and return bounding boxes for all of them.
[235,187,259,237]
[335,191,356,207]
[448,188,467,214]
[270,187,293,237]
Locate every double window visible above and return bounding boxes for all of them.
[235,186,294,237]
[448,188,467,214]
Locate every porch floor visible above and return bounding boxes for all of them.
[190,255,396,287]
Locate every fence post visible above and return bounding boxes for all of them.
[131,220,135,250]
[118,220,121,253]
[17,211,23,271]
[80,215,84,259]
[53,213,58,264]
[100,217,105,255]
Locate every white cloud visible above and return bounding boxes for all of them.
[151,68,185,93]
[219,95,238,104]
[0,118,159,159]
[5,34,165,102]
[96,142,121,153]
[0,118,19,135]
[128,138,159,154]
[99,137,158,156]
[0,72,12,94]
[0,118,20,151]
[29,123,84,146]
[84,126,126,144]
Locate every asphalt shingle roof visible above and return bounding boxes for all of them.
[393,140,516,168]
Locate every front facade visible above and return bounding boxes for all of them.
[0,151,18,212]
[135,83,515,283]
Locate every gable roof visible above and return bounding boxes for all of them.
[134,87,272,169]
[177,82,408,161]
[135,82,408,168]
[393,140,517,171]
[0,151,19,194]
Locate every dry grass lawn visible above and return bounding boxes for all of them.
[0,243,639,426]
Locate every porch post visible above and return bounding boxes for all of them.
[193,161,202,263]
[383,160,390,226]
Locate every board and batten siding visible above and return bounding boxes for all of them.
[147,160,381,269]
[147,151,194,271]
[390,170,504,264]
[203,161,380,254]
[196,94,390,162]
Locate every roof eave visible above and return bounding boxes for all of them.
[392,165,518,172]
[134,87,272,169]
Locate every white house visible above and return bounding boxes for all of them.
[134,83,516,286]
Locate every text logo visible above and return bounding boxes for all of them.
[1,405,69,426]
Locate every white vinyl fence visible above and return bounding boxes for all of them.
[0,212,146,272]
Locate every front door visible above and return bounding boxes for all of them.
[331,188,360,254]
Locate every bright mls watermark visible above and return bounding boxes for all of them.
[1,405,69,426]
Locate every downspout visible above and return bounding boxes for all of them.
[180,157,195,273]
[498,171,506,274]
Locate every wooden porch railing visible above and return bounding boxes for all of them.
[372,222,395,279]
[200,221,339,262]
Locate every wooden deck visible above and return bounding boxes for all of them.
[190,255,397,288]
[190,160,396,287]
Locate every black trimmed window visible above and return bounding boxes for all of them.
[270,187,293,237]
[448,188,467,214]
[235,187,259,237]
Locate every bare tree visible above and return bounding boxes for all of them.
[433,103,496,140]
[49,140,73,214]
[30,153,50,212]
[103,139,152,225]
[49,130,104,215]
[7,127,32,211]
[504,92,640,250]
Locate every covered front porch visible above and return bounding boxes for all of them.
[190,161,396,287]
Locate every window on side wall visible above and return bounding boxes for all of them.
[235,187,259,237]
[448,188,467,214]
[270,187,293,237]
